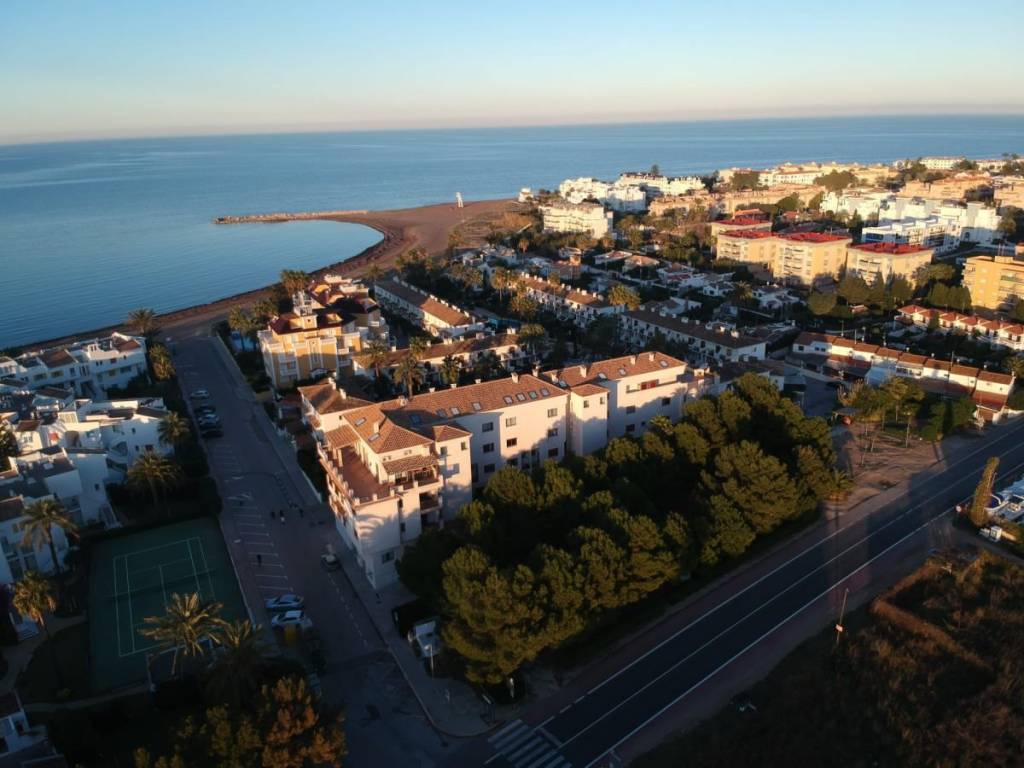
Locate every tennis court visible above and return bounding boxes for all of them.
[89,517,248,691]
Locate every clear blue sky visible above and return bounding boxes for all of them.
[3,0,1022,143]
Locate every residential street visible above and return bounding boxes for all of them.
[167,322,450,768]
[464,416,1024,768]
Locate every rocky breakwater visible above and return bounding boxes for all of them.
[214,210,369,224]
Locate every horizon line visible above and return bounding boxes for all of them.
[3,108,1023,149]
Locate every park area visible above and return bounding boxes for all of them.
[87,516,248,691]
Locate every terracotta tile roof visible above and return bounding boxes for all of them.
[40,349,75,368]
[269,310,353,335]
[518,274,611,308]
[570,383,608,397]
[376,280,472,326]
[342,402,433,454]
[299,383,371,415]
[625,309,765,350]
[371,333,521,368]
[324,425,359,449]
[113,338,143,351]
[391,374,562,431]
[718,229,775,240]
[15,419,39,432]
[382,454,438,476]
[430,424,471,442]
[979,370,1013,385]
[545,351,686,387]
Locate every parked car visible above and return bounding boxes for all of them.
[265,594,305,611]
[194,405,216,416]
[199,427,223,439]
[198,414,221,426]
[271,610,309,629]
[320,552,341,571]
[189,388,210,400]
[407,618,442,659]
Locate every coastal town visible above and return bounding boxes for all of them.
[4,147,1024,766]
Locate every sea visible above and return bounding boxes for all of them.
[2,114,1023,348]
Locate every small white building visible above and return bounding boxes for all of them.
[540,200,614,239]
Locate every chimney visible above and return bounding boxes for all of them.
[510,372,519,383]
[532,365,540,377]
[450,383,457,389]
[428,387,436,393]
[648,352,655,362]
[338,387,347,399]
[578,365,587,377]
[475,378,482,384]
[630,355,637,365]
[328,378,338,391]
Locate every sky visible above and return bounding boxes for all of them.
[2,0,1023,144]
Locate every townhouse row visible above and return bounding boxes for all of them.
[789,332,1015,420]
[897,304,1024,352]
[300,351,710,587]
[0,332,147,399]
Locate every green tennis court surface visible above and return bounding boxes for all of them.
[89,517,248,691]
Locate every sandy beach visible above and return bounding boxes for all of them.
[23,198,518,349]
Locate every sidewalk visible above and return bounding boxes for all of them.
[210,336,493,738]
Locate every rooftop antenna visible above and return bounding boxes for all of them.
[455,192,464,209]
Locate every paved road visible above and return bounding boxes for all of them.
[170,328,450,767]
[479,417,1024,768]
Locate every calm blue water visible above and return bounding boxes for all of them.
[2,114,1023,347]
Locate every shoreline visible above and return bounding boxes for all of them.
[16,198,516,351]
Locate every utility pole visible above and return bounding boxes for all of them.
[834,587,850,649]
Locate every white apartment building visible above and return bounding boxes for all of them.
[860,218,948,249]
[540,200,614,239]
[374,279,481,338]
[544,352,708,452]
[351,332,534,383]
[558,177,612,203]
[790,332,1014,420]
[616,173,704,197]
[606,185,647,213]
[820,189,894,219]
[845,242,935,282]
[303,374,564,587]
[897,304,1024,353]
[515,273,622,328]
[0,333,147,399]
[920,156,965,170]
[620,309,767,363]
[0,448,114,582]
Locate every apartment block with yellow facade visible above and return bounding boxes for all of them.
[845,242,934,282]
[962,254,1024,310]
[715,229,777,269]
[258,280,388,390]
[715,230,851,286]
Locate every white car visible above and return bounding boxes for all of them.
[265,594,305,611]
[271,610,309,629]
[189,388,210,400]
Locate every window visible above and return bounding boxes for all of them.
[483,463,495,474]
[505,417,516,427]
[460,442,467,451]
[547,408,558,417]
[547,427,559,437]
[640,379,658,391]
[508,458,518,467]
[626,424,636,433]
[506,438,518,448]
[583,400,590,409]
[626,405,636,414]
[483,443,495,453]
[439,446,448,457]
[482,422,494,432]
[548,448,559,458]
[382,551,395,563]
[400,522,406,533]
[661,397,671,406]
[472,464,479,482]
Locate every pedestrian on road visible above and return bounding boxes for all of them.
[280,510,285,524]
[256,553,262,567]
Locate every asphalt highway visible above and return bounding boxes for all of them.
[484,416,1024,768]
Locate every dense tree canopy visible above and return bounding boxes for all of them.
[401,375,839,683]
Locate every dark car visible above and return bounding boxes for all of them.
[200,426,223,439]
[194,405,216,416]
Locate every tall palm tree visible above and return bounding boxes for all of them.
[279,269,310,297]
[158,412,191,450]
[359,339,391,381]
[440,355,461,387]
[13,572,62,686]
[148,345,176,382]
[127,453,180,514]
[0,416,17,465]
[126,308,157,336]
[141,592,224,679]
[394,357,425,397]
[365,264,383,284]
[408,336,430,363]
[517,323,547,359]
[22,499,77,577]
[206,619,268,709]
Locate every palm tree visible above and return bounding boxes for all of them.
[206,619,269,709]
[366,264,383,284]
[607,284,641,311]
[408,335,431,363]
[13,572,62,686]
[517,323,547,359]
[22,499,77,577]
[127,453,180,514]
[141,592,224,679]
[251,298,278,323]
[158,412,191,450]
[440,355,461,387]
[126,308,157,336]
[279,269,310,297]
[394,357,425,397]
[0,416,17,464]
[359,339,391,381]
[827,469,855,501]
[491,267,511,301]
[148,344,176,382]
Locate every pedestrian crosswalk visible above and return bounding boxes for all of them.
[487,720,570,768]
